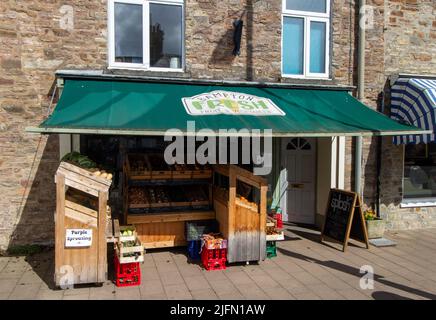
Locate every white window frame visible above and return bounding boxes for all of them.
[401,144,436,207]
[281,0,330,79]
[108,0,185,72]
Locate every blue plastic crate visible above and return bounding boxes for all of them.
[187,240,202,260]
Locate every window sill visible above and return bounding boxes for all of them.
[108,66,185,73]
[400,200,436,208]
[281,74,332,81]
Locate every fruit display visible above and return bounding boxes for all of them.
[129,187,149,205]
[266,226,280,236]
[129,186,207,206]
[236,196,258,211]
[201,233,227,250]
[62,152,113,181]
[149,186,170,204]
[89,168,113,181]
[62,151,96,169]
[266,225,284,241]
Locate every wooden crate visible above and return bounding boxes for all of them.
[125,154,152,180]
[148,154,172,179]
[172,168,194,179]
[116,239,144,264]
[266,232,285,241]
[119,225,137,242]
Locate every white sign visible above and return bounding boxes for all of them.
[65,229,92,247]
[182,90,286,116]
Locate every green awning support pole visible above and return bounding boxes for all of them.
[355,0,366,197]
[355,136,362,196]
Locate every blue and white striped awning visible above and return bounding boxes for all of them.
[391,77,436,144]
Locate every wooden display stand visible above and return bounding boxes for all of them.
[55,162,112,286]
[123,154,215,249]
[212,165,268,263]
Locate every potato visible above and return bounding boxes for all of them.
[100,173,108,179]
[93,171,101,176]
[107,173,113,180]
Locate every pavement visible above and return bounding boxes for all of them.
[1,225,436,300]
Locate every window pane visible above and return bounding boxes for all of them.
[150,4,183,69]
[114,3,143,63]
[403,143,436,199]
[309,21,326,74]
[286,0,327,13]
[283,17,304,75]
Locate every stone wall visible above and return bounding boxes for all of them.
[378,0,436,230]
[0,0,108,251]
[0,0,358,250]
[341,0,436,230]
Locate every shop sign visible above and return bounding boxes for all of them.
[321,189,369,252]
[182,90,286,116]
[65,229,92,247]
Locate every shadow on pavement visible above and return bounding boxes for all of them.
[276,246,436,300]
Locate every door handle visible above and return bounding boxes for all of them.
[289,183,304,189]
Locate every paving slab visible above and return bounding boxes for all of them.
[184,275,211,291]
[164,283,193,300]
[8,283,41,300]
[0,278,18,294]
[36,289,65,300]
[190,288,219,300]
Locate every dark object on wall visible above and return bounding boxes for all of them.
[232,19,244,56]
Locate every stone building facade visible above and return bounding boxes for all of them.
[0,0,434,251]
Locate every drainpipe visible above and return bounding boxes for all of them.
[355,0,365,197]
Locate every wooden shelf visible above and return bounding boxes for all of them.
[127,211,215,224]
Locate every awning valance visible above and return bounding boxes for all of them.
[390,77,436,144]
[26,78,427,137]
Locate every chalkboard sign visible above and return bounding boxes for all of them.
[321,189,369,252]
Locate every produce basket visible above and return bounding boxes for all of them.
[119,225,137,242]
[116,238,144,264]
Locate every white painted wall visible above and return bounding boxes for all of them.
[316,136,346,227]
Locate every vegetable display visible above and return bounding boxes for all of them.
[62,152,113,181]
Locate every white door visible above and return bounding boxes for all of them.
[281,137,316,224]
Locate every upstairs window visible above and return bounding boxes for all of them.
[108,0,184,71]
[282,0,330,78]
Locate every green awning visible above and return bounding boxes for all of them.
[27,78,428,137]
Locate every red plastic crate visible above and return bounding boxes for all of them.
[201,248,227,271]
[114,255,141,287]
[275,213,283,229]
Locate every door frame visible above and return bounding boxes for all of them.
[279,137,317,224]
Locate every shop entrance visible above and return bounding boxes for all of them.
[281,137,316,224]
